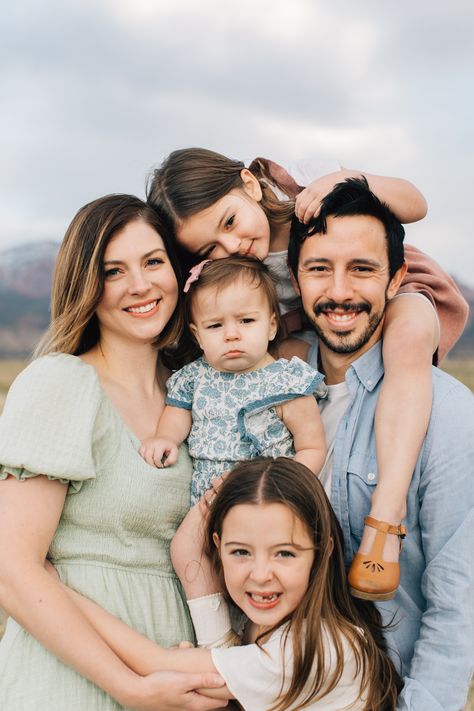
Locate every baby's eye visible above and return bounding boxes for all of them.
[206,323,222,330]
[240,318,255,324]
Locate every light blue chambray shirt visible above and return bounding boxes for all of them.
[306,337,474,711]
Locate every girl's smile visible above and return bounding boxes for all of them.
[214,502,315,631]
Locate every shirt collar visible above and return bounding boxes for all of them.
[310,335,384,393]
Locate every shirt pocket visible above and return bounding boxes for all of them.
[346,452,378,540]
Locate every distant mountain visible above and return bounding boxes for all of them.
[0,241,472,359]
[0,242,59,357]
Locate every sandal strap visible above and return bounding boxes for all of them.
[364,516,406,539]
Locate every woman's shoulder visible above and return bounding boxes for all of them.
[4,353,103,425]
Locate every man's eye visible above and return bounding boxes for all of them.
[353,266,374,273]
[308,266,328,273]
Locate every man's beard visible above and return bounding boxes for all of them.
[310,299,386,354]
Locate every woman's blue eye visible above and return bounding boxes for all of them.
[104,268,120,278]
[147,258,164,267]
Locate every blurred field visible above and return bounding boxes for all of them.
[0,358,473,706]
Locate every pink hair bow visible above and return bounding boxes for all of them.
[183,260,212,293]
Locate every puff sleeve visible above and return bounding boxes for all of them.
[165,360,198,410]
[0,354,102,493]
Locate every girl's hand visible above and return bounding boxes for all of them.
[126,670,227,710]
[140,437,179,468]
[295,171,350,223]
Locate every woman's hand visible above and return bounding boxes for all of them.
[126,670,227,710]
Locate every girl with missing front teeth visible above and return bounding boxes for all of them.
[146,147,468,602]
[48,458,403,710]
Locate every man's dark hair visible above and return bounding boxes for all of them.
[287,177,405,280]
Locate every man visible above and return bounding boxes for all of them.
[286,178,474,710]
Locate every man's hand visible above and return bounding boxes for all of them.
[127,670,228,710]
[139,437,179,468]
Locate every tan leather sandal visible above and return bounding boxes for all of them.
[348,516,406,601]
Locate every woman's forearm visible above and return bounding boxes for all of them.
[62,582,219,676]
[0,560,140,706]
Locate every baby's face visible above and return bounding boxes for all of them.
[189,278,277,373]
[177,187,271,261]
[214,503,315,631]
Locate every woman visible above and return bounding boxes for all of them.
[0,195,225,710]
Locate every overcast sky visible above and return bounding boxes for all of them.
[1,0,472,284]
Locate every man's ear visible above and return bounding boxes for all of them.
[189,322,202,349]
[240,169,263,202]
[387,261,408,299]
[289,268,301,296]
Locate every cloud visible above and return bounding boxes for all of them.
[0,0,472,282]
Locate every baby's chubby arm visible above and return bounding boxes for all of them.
[280,395,327,475]
[295,169,427,224]
[140,406,192,468]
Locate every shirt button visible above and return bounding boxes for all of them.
[367,472,376,481]
[367,379,373,387]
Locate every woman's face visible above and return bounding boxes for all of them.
[96,218,179,345]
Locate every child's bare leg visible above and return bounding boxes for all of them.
[358,294,437,562]
[171,497,237,648]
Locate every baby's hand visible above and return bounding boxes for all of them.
[139,437,179,468]
[295,170,349,223]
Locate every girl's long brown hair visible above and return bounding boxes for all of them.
[146,148,295,269]
[205,458,402,711]
[35,194,184,363]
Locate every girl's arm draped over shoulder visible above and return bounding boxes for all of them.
[295,169,427,224]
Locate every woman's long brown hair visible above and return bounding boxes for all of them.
[35,194,184,364]
[205,458,402,711]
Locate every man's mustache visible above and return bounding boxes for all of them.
[313,301,371,316]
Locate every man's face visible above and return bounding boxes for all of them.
[296,214,405,357]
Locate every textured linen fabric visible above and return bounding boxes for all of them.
[0,353,194,710]
[166,356,325,504]
[211,622,365,710]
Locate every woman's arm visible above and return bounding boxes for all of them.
[0,475,226,710]
[56,578,233,702]
[295,169,428,224]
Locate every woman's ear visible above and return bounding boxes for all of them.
[240,169,263,202]
[212,532,221,549]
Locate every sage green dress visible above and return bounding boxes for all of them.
[0,353,194,710]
